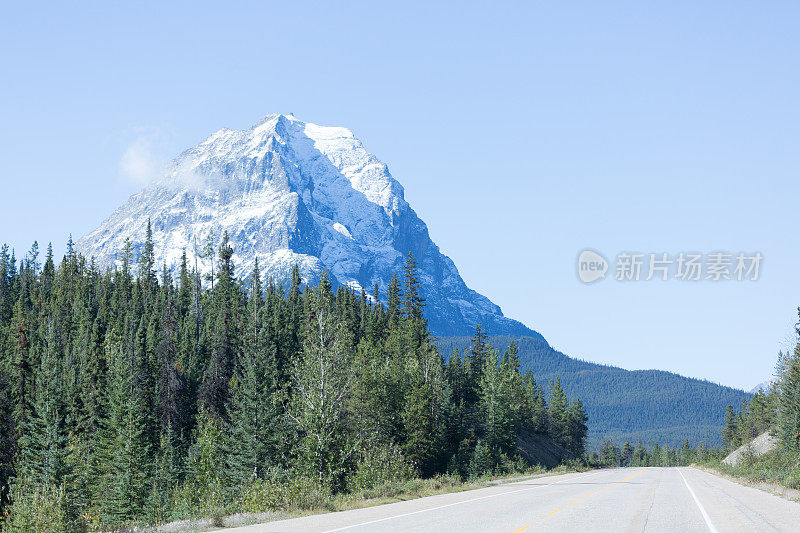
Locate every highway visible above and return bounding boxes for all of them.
[225,467,800,532]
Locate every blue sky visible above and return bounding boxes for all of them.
[2,2,798,390]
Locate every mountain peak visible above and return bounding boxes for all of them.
[78,115,533,337]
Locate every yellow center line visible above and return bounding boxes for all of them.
[511,527,529,533]
[536,470,648,525]
[618,469,646,483]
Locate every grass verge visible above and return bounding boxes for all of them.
[697,450,800,502]
[155,465,587,532]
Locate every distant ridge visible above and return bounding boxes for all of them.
[437,335,752,447]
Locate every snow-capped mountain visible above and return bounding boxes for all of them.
[749,379,775,394]
[78,114,533,336]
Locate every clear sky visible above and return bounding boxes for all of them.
[2,2,798,390]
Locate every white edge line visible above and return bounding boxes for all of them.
[320,469,608,532]
[679,468,719,533]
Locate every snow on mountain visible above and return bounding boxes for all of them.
[749,379,775,394]
[78,114,533,336]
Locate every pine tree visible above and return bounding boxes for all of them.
[401,253,426,349]
[599,440,621,466]
[227,262,282,483]
[0,372,14,508]
[139,219,157,300]
[650,442,663,466]
[102,340,152,523]
[11,300,33,450]
[183,410,228,509]
[386,274,401,327]
[566,398,588,457]
[678,439,694,465]
[178,249,192,315]
[631,440,648,466]
[722,404,738,450]
[522,372,547,434]
[620,442,634,466]
[467,440,493,479]
[155,288,188,440]
[778,339,800,452]
[478,349,516,454]
[148,426,182,524]
[18,321,71,488]
[548,376,570,448]
[401,382,436,476]
[468,323,490,379]
[199,232,240,419]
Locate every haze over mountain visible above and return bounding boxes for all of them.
[78,114,531,337]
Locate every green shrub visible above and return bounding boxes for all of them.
[236,475,332,513]
[468,441,494,480]
[170,412,230,518]
[171,478,228,519]
[562,458,585,470]
[1,476,81,533]
[348,444,414,493]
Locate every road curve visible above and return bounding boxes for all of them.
[223,467,800,532]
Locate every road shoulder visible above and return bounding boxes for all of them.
[693,464,800,503]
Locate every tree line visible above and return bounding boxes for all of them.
[722,389,776,451]
[592,439,722,468]
[722,312,800,454]
[439,336,752,448]
[0,224,587,530]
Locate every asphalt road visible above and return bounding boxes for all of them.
[224,467,800,532]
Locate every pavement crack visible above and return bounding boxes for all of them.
[639,490,656,533]
[639,469,660,532]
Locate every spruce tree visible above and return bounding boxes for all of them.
[566,398,588,457]
[401,253,426,349]
[401,381,436,476]
[19,321,71,488]
[102,340,152,523]
[467,324,490,404]
[139,219,157,301]
[0,372,14,508]
[227,261,282,483]
[548,376,570,448]
[722,404,738,450]
[386,274,401,327]
[778,339,800,452]
[199,232,240,419]
[620,442,634,466]
[478,349,516,454]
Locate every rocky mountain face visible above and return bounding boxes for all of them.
[78,114,533,337]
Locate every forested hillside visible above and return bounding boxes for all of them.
[438,336,752,447]
[0,228,586,530]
